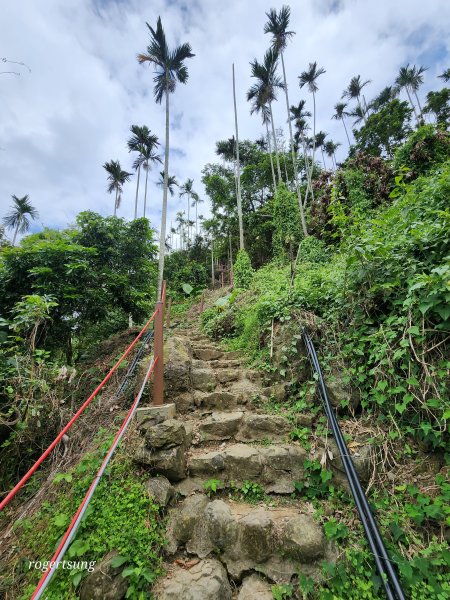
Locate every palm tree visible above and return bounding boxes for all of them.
[157,172,178,196]
[332,102,352,147]
[179,178,196,245]
[324,140,341,171]
[395,65,420,123]
[103,160,132,216]
[314,131,328,169]
[290,100,314,200]
[369,86,398,111]
[3,194,38,244]
[264,5,307,236]
[299,62,326,185]
[191,193,203,237]
[438,68,450,82]
[350,105,367,126]
[127,125,151,219]
[137,16,194,299]
[248,48,285,183]
[132,136,161,218]
[342,75,371,125]
[248,89,277,192]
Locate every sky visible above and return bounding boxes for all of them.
[0,0,449,243]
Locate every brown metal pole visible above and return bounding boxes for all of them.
[200,290,205,314]
[153,300,164,406]
[166,298,172,329]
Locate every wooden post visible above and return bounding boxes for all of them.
[166,298,172,329]
[153,300,165,406]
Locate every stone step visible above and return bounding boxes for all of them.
[192,347,224,361]
[194,411,293,444]
[193,390,242,410]
[187,442,307,494]
[163,494,332,585]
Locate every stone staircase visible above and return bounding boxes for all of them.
[129,327,369,599]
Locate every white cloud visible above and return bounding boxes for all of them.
[0,0,449,241]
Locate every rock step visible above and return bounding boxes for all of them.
[193,411,293,444]
[186,442,306,495]
[163,494,332,585]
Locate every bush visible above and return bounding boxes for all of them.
[393,125,450,178]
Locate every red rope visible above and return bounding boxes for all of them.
[0,310,158,511]
[30,356,158,599]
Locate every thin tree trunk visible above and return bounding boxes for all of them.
[301,134,314,207]
[283,152,289,185]
[114,188,118,216]
[265,120,277,193]
[280,50,307,235]
[187,192,190,246]
[211,237,214,287]
[357,95,368,125]
[311,91,317,169]
[143,164,149,217]
[405,86,420,123]
[342,117,351,147]
[229,230,233,285]
[157,86,170,300]
[12,222,20,245]
[321,148,327,170]
[134,163,141,220]
[269,102,282,183]
[195,201,198,236]
[232,63,244,250]
[413,90,424,120]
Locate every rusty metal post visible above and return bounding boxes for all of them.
[166,298,173,329]
[200,290,205,313]
[153,300,165,406]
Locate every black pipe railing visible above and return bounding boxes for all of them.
[302,328,406,600]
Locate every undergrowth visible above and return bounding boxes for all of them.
[2,433,165,599]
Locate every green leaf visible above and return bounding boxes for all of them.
[181,283,193,295]
[72,571,83,587]
[110,555,128,568]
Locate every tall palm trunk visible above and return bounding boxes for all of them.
[187,192,190,245]
[342,117,351,148]
[12,222,20,245]
[269,102,282,183]
[157,86,170,300]
[357,95,368,125]
[413,90,424,120]
[404,86,420,123]
[280,50,307,235]
[321,148,327,170]
[211,237,214,287]
[232,63,244,250]
[302,135,315,207]
[134,164,141,219]
[114,188,118,216]
[143,163,149,217]
[265,120,277,193]
[195,201,198,236]
[311,91,317,170]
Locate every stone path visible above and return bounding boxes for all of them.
[130,326,368,599]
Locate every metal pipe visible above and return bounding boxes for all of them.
[302,329,405,600]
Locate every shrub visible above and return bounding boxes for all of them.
[393,125,450,178]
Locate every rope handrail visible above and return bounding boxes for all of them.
[0,310,158,512]
[30,355,158,599]
[302,328,405,600]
